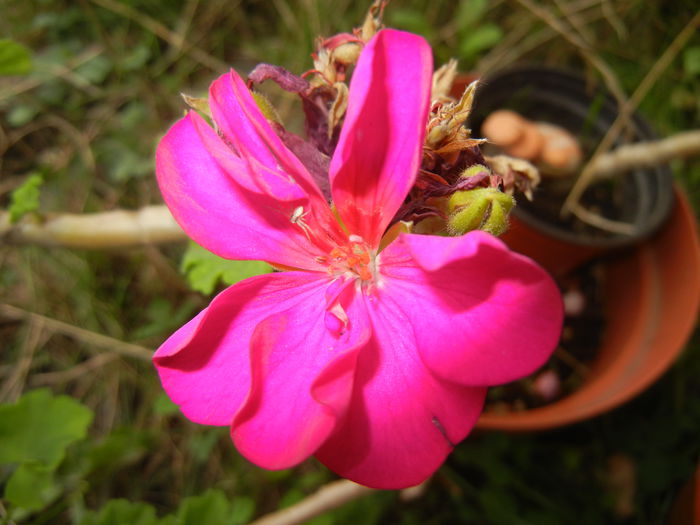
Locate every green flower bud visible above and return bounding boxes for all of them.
[447,187,514,237]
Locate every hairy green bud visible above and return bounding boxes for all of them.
[459,163,491,179]
[447,187,514,237]
[251,91,282,125]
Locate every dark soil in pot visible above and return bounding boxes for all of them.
[485,260,606,412]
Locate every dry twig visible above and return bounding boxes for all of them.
[590,130,700,179]
[249,480,375,525]
[0,303,153,362]
[88,0,229,73]
[0,205,185,248]
[562,10,700,218]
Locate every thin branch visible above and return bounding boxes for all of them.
[513,0,628,107]
[566,204,637,236]
[590,129,700,178]
[562,10,700,215]
[0,317,46,402]
[0,46,104,103]
[30,353,119,386]
[601,0,627,40]
[0,304,153,362]
[249,480,375,525]
[87,0,229,73]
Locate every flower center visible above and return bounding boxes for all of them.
[319,235,375,283]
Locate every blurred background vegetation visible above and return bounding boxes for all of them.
[0,0,699,523]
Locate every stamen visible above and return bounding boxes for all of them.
[324,238,375,283]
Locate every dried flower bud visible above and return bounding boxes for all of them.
[360,0,387,41]
[447,187,514,236]
[485,154,541,200]
[333,42,362,65]
[327,82,349,137]
[431,59,458,102]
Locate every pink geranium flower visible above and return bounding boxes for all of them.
[154,29,562,489]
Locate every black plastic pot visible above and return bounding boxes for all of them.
[468,66,675,275]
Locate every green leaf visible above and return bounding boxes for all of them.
[8,173,43,223]
[4,463,58,511]
[6,104,39,127]
[78,499,160,525]
[385,8,435,41]
[181,241,272,295]
[0,39,32,75]
[173,489,254,525]
[175,490,232,525]
[459,24,503,61]
[0,389,93,468]
[230,496,255,525]
[152,393,179,416]
[87,428,152,477]
[683,46,700,76]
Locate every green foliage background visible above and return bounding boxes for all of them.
[1,0,699,523]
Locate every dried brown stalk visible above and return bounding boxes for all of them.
[0,205,185,248]
[0,304,153,362]
[249,480,375,525]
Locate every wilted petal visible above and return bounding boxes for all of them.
[316,293,486,489]
[154,272,337,425]
[232,279,371,470]
[329,29,432,248]
[379,232,563,386]
[156,112,325,270]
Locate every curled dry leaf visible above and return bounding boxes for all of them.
[485,154,541,200]
[328,83,349,138]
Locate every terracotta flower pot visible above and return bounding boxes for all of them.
[668,459,700,525]
[476,188,700,430]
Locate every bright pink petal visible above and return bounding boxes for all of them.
[156,112,324,269]
[378,232,563,386]
[316,292,487,489]
[209,71,345,247]
[231,278,371,470]
[329,29,432,248]
[154,272,336,425]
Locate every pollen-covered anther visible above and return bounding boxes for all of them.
[325,238,374,282]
